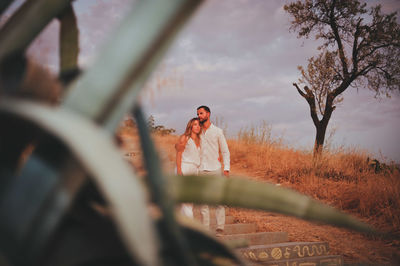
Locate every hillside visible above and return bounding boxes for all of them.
[118,127,400,264]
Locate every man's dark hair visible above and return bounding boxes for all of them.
[197,105,211,114]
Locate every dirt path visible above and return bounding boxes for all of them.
[228,166,400,265]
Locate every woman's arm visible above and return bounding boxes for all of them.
[175,135,187,175]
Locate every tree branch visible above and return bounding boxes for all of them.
[293,83,320,126]
[321,92,336,126]
[329,0,349,78]
[376,66,391,78]
[358,43,393,63]
[293,83,306,98]
[332,77,356,97]
[357,62,377,77]
[351,19,362,74]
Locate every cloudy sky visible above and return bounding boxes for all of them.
[5,0,400,162]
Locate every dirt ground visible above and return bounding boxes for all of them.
[228,166,400,265]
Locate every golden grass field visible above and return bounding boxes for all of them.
[117,125,400,264]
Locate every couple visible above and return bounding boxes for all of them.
[175,105,230,234]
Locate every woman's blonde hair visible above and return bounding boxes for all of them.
[184,117,201,137]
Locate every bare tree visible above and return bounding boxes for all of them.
[284,0,400,157]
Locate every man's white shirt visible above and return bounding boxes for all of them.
[199,124,230,172]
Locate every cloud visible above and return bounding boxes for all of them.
[26,20,60,72]
[141,0,400,161]
[73,0,134,67]
[243,96,281,105]
[12,0,398,162]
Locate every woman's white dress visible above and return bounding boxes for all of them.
[179,137,201,218]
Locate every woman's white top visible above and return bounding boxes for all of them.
[181,137,201,167]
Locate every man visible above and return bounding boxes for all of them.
[197,105,230,235]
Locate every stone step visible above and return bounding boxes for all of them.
[218,232,289,246]
[192,206,235,225]
[192,205,229,217]
[192,215,235,225]
[208,215,234,225]
[246,255,343,266]
[224,215,235,224]
[238,242,329,262]
[210,223,257,235]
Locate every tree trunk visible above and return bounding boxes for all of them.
[292,83,336,160]
[313,97,335,159]
[313,122,327,159]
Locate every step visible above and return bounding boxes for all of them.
[246,255,343,266]
[192,206,235,225]
[192,206,233,219]
[210,223,257,235]
[238,242,329,262]
[208,215,234,225]
[218,232,288,246]
[192,215,235,225]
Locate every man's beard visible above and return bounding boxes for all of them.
[199,117,208,124]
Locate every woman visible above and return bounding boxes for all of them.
[176,117,201,218]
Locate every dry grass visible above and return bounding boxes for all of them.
[145,129,400,236]
[227,137,400,236]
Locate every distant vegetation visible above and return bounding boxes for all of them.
[121,114,176,136]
